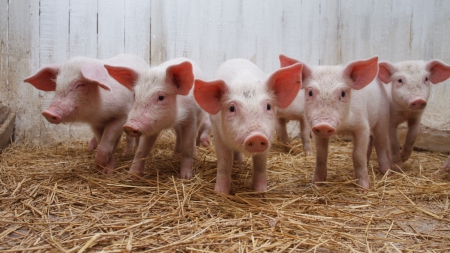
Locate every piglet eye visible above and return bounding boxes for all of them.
[398,79,403,83]
[158,95,165,101]
[229,106,235,112]
[425,77,429,82]
[76,83,85,89]
[341,91,346,97]
[267,104,271,110]
[308,90,313,97]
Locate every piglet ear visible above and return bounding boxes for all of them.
[279,54,312,81]
[426,60,450,84]
[378,61,396,84]
[166,61,194,96]
[105,65,139,90]
[344,56,379,90]
[80,64,111,91]
[267,63,303,109]
[194,79,228,115]
[23,64,60,91]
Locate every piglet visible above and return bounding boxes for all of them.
[283,55,391,189]
[24,54,148,174]
[194,59,302,194]
[105,58,210,179]
[378,60,450,167]
[276,54,312,155]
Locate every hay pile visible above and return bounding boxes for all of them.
[1,131,450,252]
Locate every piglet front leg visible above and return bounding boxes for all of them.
[401,118,421,162]
[214,135,234,194]
[129,134,158,178]
[88,137,98,152]
[95,121,123,175]
[179,122,197,179]
[352,131,370,189]
[313,136,329,185]
[252,153,268,192]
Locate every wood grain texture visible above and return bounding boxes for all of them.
[2,0,450,143]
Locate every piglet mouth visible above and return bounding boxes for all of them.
[123,124,142,137]
[42,110,62,124]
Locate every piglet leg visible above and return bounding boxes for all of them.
[299,117,312,155]
[179,121,197,179]
[214,134,233,194]
[95,121,123,175]
[252,153,268,192]
[401,117,421,162]
[276,118,291,145]
[129,134,158,178]
[313,136,329,185]
[352,131,370,189]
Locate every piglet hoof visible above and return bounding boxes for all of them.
[88,138,98,152]
[356,180,370,191]
[312,173,327,186]
[214,185,230,194]
[180,170,193,180]
[201,138,211,147]
[400,151,412,163]
[128,165,144,180]
[304,149,312,156]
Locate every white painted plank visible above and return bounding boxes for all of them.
[0,0,8,103]
[280,0,302,63]
[125,0,151,62]
[38,0,71,142]
[240,0,265,67]
[8,1,40,142]
[150,0,164,65]
[370,0,392,61]
[69,0,98,58]
[98,0,125,59]
[389,0,413,62]
[198,1,224,79]
[339,0,374,63]
[261,0,283,73]
[318,0,340,65]
[221,0,242,62]
[300,0,320,65]
[410,0,435,60]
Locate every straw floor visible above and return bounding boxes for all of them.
[1,131,450,252]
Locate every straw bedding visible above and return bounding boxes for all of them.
[1,131,450,252]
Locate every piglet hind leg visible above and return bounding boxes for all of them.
[179,122,197,179]
[252,153,268,193]
[276,118,291,145]
[352,131,371,190]
[440,156,450,173]
[88,137,98,152]
[312,136,329,185]
[121,134,138,156]
[389,122,403,170]
[129,134,158,178]
[372,120,392,175]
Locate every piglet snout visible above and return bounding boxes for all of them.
[409,99,427,110]
[244,133,269,153]
[312,123,336,138]
[42,110,62,124]
[123,124,142,137]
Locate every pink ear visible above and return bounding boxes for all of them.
[23,64,60,91]
[426,60,450,84]
[105,65,139,90]
[279,54,300,68]
[343,56,379,90]
[378,61,396,84]
[166,61,194,96]
[194,79,228,115]
[267,63,303,109]
[80,63,111,91]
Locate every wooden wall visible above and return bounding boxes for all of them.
[1,0,449,147]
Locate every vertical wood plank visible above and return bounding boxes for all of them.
[281,0,302,62]
[371,0,392,61]
[318,0,340,65]
[124,0,151,62]
[150,0,165,65]
[222,0,241,62]
[9,0,40,141]
[98,0,125,59]
[0,0,8,103]
[38,0,71,142]
[69,0,98,58]
[300,0,320,65]
[261,0,283,73]
[390,0,413,62]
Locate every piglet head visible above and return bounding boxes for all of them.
[300,56,378,138]
[194,63,302,154]
[379,59,450,111]
[109,61,194,137]
[25,60,111,124]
